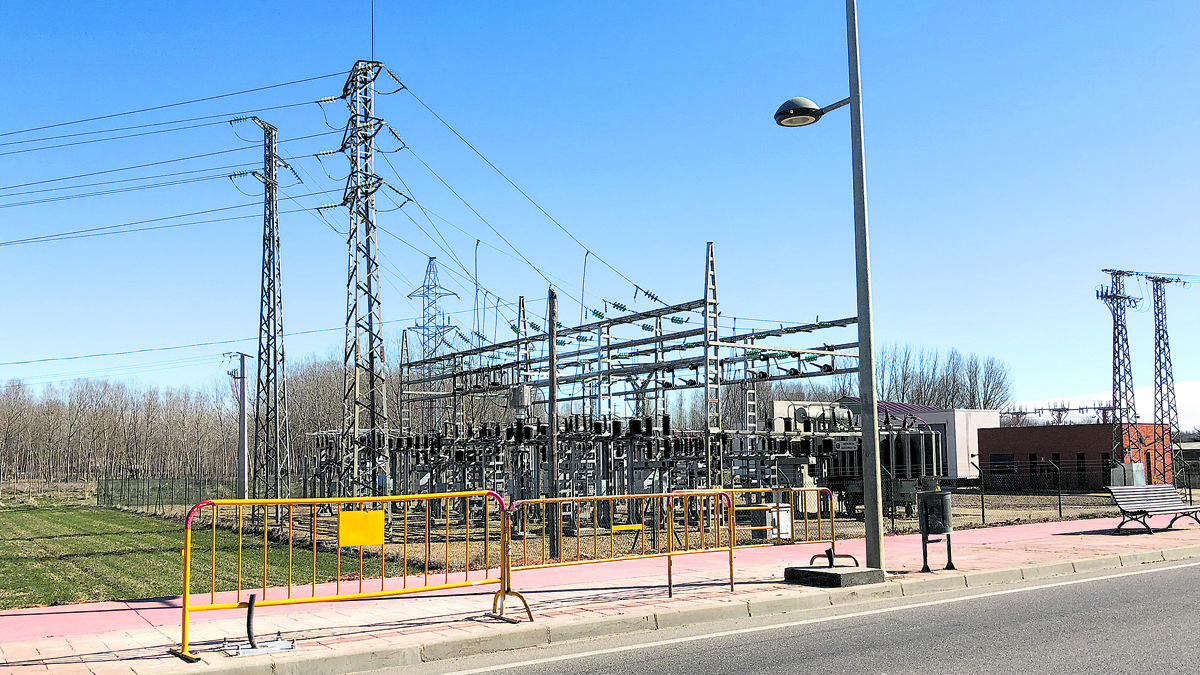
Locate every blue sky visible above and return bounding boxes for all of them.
[2,1,1197,426]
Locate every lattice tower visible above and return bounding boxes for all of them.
[340,60,390,497]
[1148,276,1182,484]
[408,257,458,360]
[250,118,292,501]
[407,257,459,431]
[1097,269,1138,463]
[702,242,722,485]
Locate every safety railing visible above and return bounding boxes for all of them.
[502,491,734,599]
[723,487,859,566]
[172,487,857,659]
[170,490,520,662]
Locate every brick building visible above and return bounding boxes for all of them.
[977,423,1170,490]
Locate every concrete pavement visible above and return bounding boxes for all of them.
[1,515,1198,674]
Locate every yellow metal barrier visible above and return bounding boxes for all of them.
[170,490,518,661]
[722,487,858,566]
[499,491,735,607]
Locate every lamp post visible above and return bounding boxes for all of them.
[775,0,885,571]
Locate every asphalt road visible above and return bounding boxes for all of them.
[387,561,1200,675]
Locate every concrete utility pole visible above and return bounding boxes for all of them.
[228,352,251,500]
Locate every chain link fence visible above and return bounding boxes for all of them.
[96,477,238,517]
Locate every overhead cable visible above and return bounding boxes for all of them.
[0,72,344,139]
[405,86,662,305]
[0,130,336,192]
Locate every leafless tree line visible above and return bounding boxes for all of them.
[874,344,1012,410]
[0,377,237,500]
[0,344,1014,499]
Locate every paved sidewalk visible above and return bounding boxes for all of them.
[2,515,1198,674]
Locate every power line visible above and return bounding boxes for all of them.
[0,72,344,139]
[0,172,235,209]
[0,100,319,149]
[405,146,553,287]
[0,119,234,158]
[0,131,337,192]
[404,86,660,304]
[0,161,258,198]
[0,193,338,247]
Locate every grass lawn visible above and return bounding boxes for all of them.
[0,506,355,610]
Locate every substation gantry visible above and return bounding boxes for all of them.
[305,243,943,516]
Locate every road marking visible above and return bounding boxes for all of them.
[444,560,1200,674]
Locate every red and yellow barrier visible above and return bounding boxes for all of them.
[171,486,854,659]
[170,490,514,661]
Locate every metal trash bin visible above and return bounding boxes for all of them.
[918,491,952,535]
[917,490,955,572]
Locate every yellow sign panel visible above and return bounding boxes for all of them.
[339,510,385,547]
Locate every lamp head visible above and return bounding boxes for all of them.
[774,97,823,127]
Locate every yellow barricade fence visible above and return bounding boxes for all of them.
[171,490,520,661]
[172,488,860,657]
[723,487,859,566]
[499,491,735,602]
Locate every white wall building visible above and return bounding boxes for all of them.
[905,409,1001,480]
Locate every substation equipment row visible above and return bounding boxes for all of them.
[312,244,945,516]
[306,404,942,518]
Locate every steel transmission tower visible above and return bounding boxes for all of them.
[249,118,292,501]
[408,257,459,360]
[340,60,390,497]
[1097,269,1139,464]
[408,257,458,432]
[1148,276,1182,484]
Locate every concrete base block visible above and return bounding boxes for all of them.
[784,566,886,588]
[549,614,656,642]
[963,567,1023,588]
[1021,561,1075,580]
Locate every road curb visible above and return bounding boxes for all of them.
[187,547,1198,674]
[548,612,657,643]
[962,566,1023,587]
[1071,556,1122,573]
[654,601,750,629]
[1021,561,1076,580]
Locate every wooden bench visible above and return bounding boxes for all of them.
[1107,485,1200,534]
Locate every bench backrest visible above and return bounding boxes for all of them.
[1107,484,1186,509]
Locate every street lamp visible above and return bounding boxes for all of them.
[775,0,885,572]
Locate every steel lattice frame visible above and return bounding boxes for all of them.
[251,118,292,501]
[1149,276,1182,484]
[408,257,458,360]
[389,244,859,495]
[702,242,721,485]
[407,258,458,433]
[340,60,390,497]
[1098,269,1139,464]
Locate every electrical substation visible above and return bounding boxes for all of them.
[232,59,952,520]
